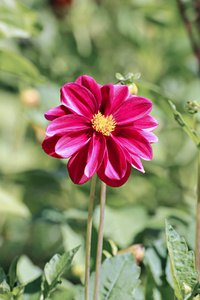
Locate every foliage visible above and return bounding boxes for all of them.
[1,0,200,299]
[0,247,79,300]
[75,252,141,300]
[168,101,200,149]
[165,221,199,300]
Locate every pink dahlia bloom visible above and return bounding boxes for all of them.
[42,75,158,187]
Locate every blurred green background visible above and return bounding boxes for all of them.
[1,0,200,299]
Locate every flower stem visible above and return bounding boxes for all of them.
[93,181,106,300]
[196,150,200,277]
[193,114,197,132]
[85,174,97,300]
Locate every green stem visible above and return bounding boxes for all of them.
[85,174,97,300]
[93,182,106,300]
[193,114,197,132]
[196,150,200,277]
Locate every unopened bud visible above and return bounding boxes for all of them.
[117,244,145,264]
[20,88,40,107]
[186,101,200,114]
[128,83,138,96]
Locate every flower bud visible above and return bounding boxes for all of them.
[128,83,138,96]
[20,88,40,107]
[186,101,200,114]
[117,244,145,264]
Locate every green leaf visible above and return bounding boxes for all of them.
[124,72,141,81]
[42,246,80,299]
[144,248,162,286]
[165,220,198,300]
[97,253,141,299]
[8,256,19,289]
[0,49,45,84]
[12,284,25,297]
[93,205,147,248]
[60,224,85,277]
[166,256,174,289]
[17,255,42,284]
[0,282,10,293]
[75,252,141,300]
[22,276,42,300]
[0,187,30,217]
[0,0,42,39]
[115,72,124,81]
[0,268,7,284]
[0,292,13,300]
[0,282,13,299]
[168,100,200,149]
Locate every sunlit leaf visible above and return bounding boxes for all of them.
[17,255,42,284]
[0,49,45,83]
[0,282,12,299]
[41,246,80,299]
[0,187,30,217]
[12,284,25,297]
[97,253,141,300]
[115,72,124,81]
[60,224,85,277]
[75,252,141,299]
[165,220,198,300]
[0,0,42,38]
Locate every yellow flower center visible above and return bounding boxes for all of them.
[91,111,116,136]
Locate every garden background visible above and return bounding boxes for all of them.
[1,0,200,299]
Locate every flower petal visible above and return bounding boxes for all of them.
[100,84,114,115]
[131,155,145,173]
[99,138,127,180]
[113,127,153,160]
[113,96,152,125]
[61,83,98,118]
[46,115,91,137]
[67,143,91,185]
[134,115,158,131]
[100,84,129,116]
[75,75,102,106]
[122,147,145,173]
[97,162,131,187]
[106,85,130,115]
[44,105,72,121]
[42,136,62,158]
[55,132,91,158]
[141,131,159,143]
[84,133,106,178]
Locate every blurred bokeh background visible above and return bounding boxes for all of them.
[1,0,200,298]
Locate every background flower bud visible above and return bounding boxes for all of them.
[117,244,145,264]
[186,100,200,114]
[20,88,40,107]
[128,83,138,96]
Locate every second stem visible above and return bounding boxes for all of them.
[93,181,106,300]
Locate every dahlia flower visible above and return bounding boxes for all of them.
[42,75,158,187]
